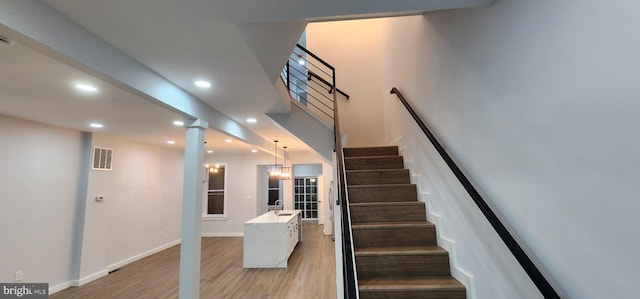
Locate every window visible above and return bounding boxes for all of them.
[206,165,226,215]
[294,177,318,219]
[268,176,281,206]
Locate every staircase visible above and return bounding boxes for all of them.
[344,146,466,299]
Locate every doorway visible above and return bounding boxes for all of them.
[294,177,318,220]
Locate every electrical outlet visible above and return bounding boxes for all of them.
[14,270,22,282]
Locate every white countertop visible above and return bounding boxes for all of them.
[245,210,301,224]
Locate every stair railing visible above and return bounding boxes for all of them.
[390,87,561,299]
[281,44,358,298]
[308,70,350,100]
[334,77,358,299]
[280,44,350,124]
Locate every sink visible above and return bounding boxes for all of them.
[277,213,292,216]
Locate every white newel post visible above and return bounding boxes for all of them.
[179,119,207,299]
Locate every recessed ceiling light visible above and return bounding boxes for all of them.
[225,139,232,143]
[251,149,258,153]
[166,140,175,144]
[75,83,98,92]
[207,150,214,154]
[298,60,305,65]
[246,118,257,123]
[194,80,211,88]
[90,123,104,128]
[173,120,184,126]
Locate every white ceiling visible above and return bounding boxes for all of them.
[0,0,491,157]
[0,41,261,155]
[38,0,308,152]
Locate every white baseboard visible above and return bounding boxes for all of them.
[401,146,478,299]
[71,269,108,287]
[201,232,243,237]
[64,239,182,291]
[411,174,421,185]
[107,239,181,272]
[427,212,477,299]
[388,136,402,147]
[49,281,72,294]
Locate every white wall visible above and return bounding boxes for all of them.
[202,150,333,236]
[0,115,84,289]
[102,135,183,267]
[75,133,185,284]
[306,19,387,147]
[385,96,542,299]
[378,2,640,298]
[0,114,184,291]
[201,152,275,236]
[307,17,539,298]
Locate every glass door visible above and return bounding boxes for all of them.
[294,177,318,219]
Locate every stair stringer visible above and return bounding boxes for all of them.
[401,153,477,299]
[424,204,477,299]
[266,99,334,162]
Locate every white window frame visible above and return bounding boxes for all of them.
[202,163,228,220]
[267,173,283,209]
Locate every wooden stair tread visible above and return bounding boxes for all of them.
[352,221,434,229]
[347,144,466,297]
[356,246,447,256]
[359,277,465,291]
[345,155,404,170]
[345,146,398,150]
[348,184,415,189]
[348,184,418,203]
[345,155,401,160]
[350,201,424,207]
[343,146,399,157]
[346,169,407,173]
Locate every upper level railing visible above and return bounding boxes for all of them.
[281,44,358,298]
[390,87,561,299]
[280,44,349,125]
[308,70,350,100]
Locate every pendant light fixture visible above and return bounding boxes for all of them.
[280,146,292,180]
[267,140,292,180]
[268,140,282,179]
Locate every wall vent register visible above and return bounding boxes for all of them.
[92,147,113,171]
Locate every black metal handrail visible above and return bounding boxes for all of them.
[331,58,358,299]
[294,43,333,69]
[308,70,350,100]
[390,87,560,299]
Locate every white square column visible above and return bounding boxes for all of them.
[179,119,207,299]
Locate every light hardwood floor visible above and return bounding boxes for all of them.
[52,223,336,299]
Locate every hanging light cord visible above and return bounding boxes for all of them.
[274,140,278,167]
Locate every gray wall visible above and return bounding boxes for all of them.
[293,163,322,177]
[381,1,640,298]
[0,115,83,288]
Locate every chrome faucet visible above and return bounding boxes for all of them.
[274,199,282,215]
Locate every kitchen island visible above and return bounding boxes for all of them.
[243,210,302,268]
